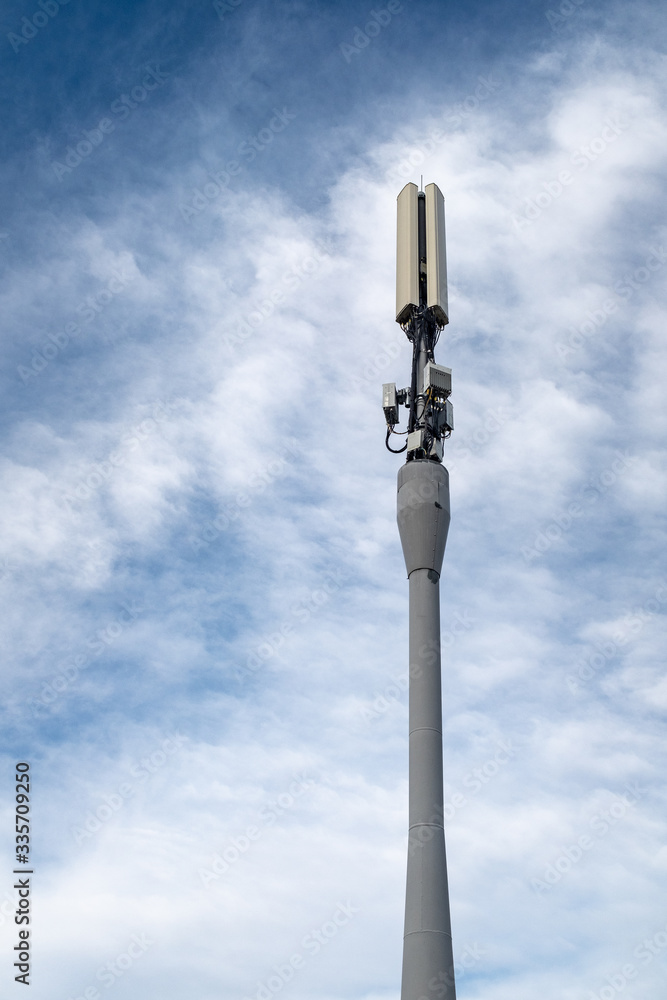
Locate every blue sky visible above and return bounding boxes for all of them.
[1,0,666,998]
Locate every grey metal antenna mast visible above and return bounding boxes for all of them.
[382,182,456,1000]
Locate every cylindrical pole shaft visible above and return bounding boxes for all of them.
[401,568,456,1000]
[396,459,455,1000]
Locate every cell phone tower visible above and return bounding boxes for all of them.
[382,182,456,1000]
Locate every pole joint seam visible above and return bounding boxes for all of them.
[403,930,453,938]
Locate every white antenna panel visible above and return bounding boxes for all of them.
[396,182,419,324]
[425,183,449,326]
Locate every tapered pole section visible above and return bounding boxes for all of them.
[397,460,455,1000]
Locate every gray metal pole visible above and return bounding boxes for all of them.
[388,179,456,1000]
[397,458,455,1000]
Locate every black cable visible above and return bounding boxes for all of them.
[408,334,418,433]
[385,427,407,453]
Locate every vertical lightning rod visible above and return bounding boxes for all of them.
[383,182,456,1000]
